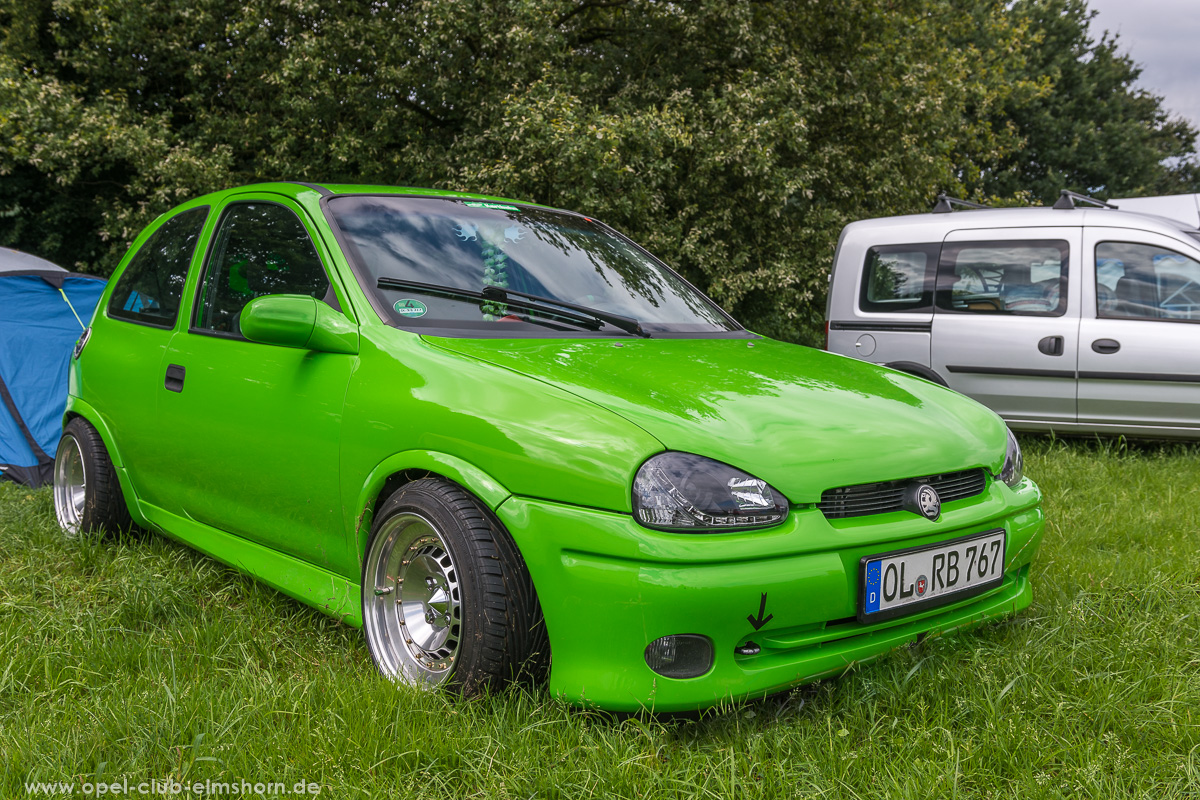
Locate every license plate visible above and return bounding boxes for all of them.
[858,530,1006,623]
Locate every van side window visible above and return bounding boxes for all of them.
[859,244,939,313]
[1096,241,1200,321]
[107,207,208,328]
[935,240,1068,317]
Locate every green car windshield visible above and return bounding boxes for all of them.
[327,196,742,335]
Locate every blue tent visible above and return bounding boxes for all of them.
[0,248,107,487]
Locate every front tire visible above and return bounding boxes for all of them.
[53,416,132,535]
[361,478,546,693]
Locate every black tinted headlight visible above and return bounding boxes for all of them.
[998,427,1024,488]
[633,452,788,531]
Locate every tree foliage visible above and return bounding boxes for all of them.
[1,0,1196,343]
[976,0,1199,203]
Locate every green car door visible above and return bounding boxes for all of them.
[153,194,358,571]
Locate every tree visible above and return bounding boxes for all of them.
[0,0,1192,344]
[975,0,1199,203]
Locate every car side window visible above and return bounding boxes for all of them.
[108,207,208,328]
[195,202,334,335]
[1096,241,1200,321]
[859,244,940,313]
[935,240,1069,317]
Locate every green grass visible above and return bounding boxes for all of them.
[2,437,1198,799]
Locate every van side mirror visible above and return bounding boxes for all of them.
[239,295,359,355]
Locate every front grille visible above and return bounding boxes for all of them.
[817,468,987,520]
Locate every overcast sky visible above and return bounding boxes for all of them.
[1086,0,1200,132]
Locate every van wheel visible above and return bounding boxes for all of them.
[361,478,546,693]
[53,416,133,535]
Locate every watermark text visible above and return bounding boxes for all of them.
[25,778,321,796]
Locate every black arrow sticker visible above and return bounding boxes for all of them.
[747,593,773,630]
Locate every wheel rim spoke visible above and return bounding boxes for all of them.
[363,512,462,687]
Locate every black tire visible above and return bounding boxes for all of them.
[360,477,547,694]
[53,416,133,535]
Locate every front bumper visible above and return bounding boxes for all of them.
[497,477,1043,712]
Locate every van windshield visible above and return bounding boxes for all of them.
[327,196,741,336]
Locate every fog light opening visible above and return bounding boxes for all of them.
[644,634,714,679]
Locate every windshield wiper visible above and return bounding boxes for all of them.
[376,278,648,337]
[480,285,647,337]
[377,278,598,330]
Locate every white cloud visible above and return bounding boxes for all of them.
[1086,0,1200,131]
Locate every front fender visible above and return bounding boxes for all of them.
[350,449,512,557]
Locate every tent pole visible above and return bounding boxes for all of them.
[0,371,54,484]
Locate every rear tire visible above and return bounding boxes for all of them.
[361,478,547,693]
[53,416,133,535]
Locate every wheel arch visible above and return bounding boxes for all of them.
[61,396,149,527]
[353,450,512,558]
[883,360,948,387]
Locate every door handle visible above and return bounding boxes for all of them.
[1037,335,1064,356]
[1091,339,1120,355]
[165,364,186,393]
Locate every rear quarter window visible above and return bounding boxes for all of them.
[858,244,940,313]
[108,207,208,328]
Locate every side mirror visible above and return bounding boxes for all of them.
[239,295,359,355]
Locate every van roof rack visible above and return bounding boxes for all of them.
[931,194,990,213]
[1053,190,1117,210]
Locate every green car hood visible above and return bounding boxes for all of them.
[423,336,1008,503]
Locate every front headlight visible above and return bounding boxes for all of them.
[998,427,1024,488]
[633,452,789,531]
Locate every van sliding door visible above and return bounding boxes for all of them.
[929,228,1082,428]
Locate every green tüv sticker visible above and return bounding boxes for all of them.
[393,299,428,318]
[463,201,520,211]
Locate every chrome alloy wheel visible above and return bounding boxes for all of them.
[53,433,87,535]
[363,512,463,686]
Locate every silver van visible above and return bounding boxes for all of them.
[825,192,1200,439]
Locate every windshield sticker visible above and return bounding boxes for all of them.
[454,223,478,241]
[393,299,428,318]
[504,225,526,243]
[463,201,520,211]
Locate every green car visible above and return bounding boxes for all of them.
[52,183,1043,711]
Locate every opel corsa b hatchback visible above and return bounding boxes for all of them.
[55,183,1043,711]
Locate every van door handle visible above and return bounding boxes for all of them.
[1091,339,1120,355]
[1037,335,1064,356]
[165,364,186,392]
